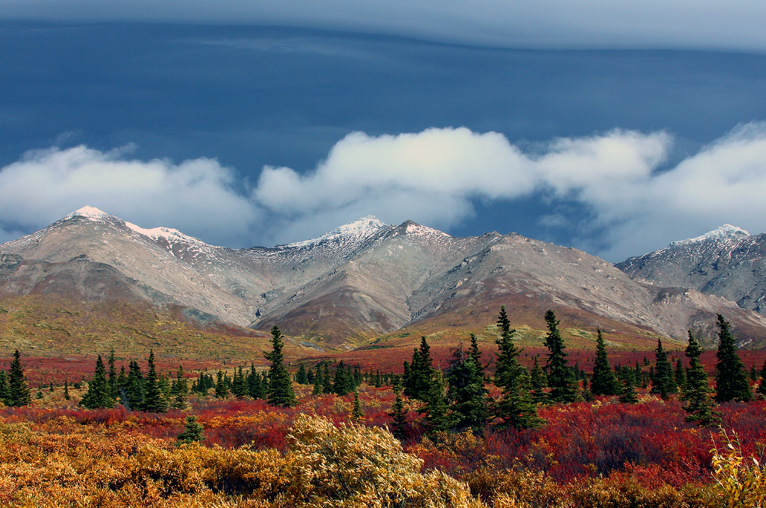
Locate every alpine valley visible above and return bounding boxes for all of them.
[2,207,766,356]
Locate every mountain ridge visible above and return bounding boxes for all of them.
[4,209,766,348]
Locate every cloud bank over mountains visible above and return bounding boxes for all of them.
[2,124,766,261]
[2,0,766,52]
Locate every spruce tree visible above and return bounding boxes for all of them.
[683,331,720,426]
[265,325,296,407]
[312,364,324,395]
[125,360,144,410]
[64,378,70,401]
[172,366,188,409]
[445,344,489,433]
[543,310,578,403]
[675,358,686,391]
[529,356,547,404]
[215,370,229,399]
[231,366,247,397]
[8,350,31,407]
[296,364,308,385]
[177,415,205,444]
[107,348,118,400]
[590,328,620,396]
[80,355,113,409]
[404,337,435,401]
[495,307,542,429]
[651,339,675,399]
[333,361,354,396]
[714,314,752,402]
[351,390,363,421]
[389,378,408,440]
[422,369,454,435]
[0,370,9,405]
[618,367,638,404]
[142,350,167,413]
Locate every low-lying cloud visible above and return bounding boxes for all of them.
[2,124,766,261]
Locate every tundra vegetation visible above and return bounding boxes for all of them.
[0,310,765,507]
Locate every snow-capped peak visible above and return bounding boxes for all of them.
[65,206,112,222]
[669,224,750,248]
[125,222,208,247]
[285,216,387,248]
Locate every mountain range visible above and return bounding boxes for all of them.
[2,207,766,350]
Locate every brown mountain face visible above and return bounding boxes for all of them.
[3,207,766,350]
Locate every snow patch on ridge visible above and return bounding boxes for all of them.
[285,216,387,248]
[65,206,112,222]
[125,222,209,247]
[668,224,750,248]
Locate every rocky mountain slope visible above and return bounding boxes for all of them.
[3,208,766,347]
[617,225,766,317]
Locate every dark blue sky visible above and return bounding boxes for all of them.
[1,21,766,260]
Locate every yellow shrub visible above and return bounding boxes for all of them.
[711,430,766,508]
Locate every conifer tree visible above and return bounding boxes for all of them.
[107,348,118,400]
[177,415,205,444]
[403,337,435,401]
[333,361,354,396]
[758,360,766,400]
[80,355,113,409]
[714,314,752,402]
[590,328,620,396]
[422,369,453,435]
[445,344,489,433]
[683,331,720,426]
[321,363,332,394]
[265,325,296,407]
[543,310,578,403]
[231,365,247,397]
[125,360,144,410]
[215,370,229,399]
[494,307,543,429]
[7,350,31,407]
[529,356,547,404]
[296,364,308,385]
[142,350,167,413]
[651,339,675,399]
[172,366,188,409]
[675,358,686,391]
[618,367,638,404]
[351,390,363,421]
[0,370,9,405]
[64,378,70,401]
[312,364,324,395]
[389,378,408,440]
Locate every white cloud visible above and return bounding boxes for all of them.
[0,145,258,247]
[1,0,765,51]
[3,124,766,262]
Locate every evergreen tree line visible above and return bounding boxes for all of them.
[391,309,766,438]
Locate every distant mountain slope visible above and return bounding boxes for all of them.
[617,225,766,316]
[3,208,766,347]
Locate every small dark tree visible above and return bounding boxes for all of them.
[215,370,229,399]
[494,307,542,429]
[312,364,324,395]
[124,361,144,410]
[0,370,9,405]
[529,356,547,404]
[172,366,188,409]
[651,339,675,399]
[333,361,354,396]
[351,390,363,421]
[543,311,578,403]
[142,350,167,413]
[404,337,435,401]
[231,366,247,397]
[618,367,638,404]
[63,378,70,401]
[265,325,296,407]
[683,331,720,426]
[675,358,686,391]
[422,369,454,435]
[80,355,113,409]
[8,350,31,407]
[296,364,308,385]
[107,348,118,400]
[389,378,408,440]
[590,328,620,396]
[177,415,205,444]
[714,315,752,402]
[445,344,489,433]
